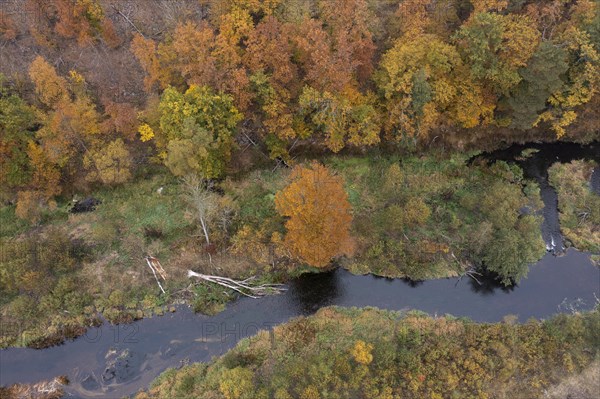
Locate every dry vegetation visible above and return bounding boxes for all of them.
[137,307,600,399]
[545,360,600,399]
[0,376,67,399]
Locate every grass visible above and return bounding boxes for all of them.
[0,171,197,347]
[0,151,548,348]
[0,205,30,239]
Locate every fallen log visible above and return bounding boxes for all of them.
[187,270,286,298]
[145,256,167,294]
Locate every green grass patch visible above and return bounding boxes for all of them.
[0,152,549,348]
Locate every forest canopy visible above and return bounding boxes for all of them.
[1,0,598,214]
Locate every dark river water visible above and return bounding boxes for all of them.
[1,142,599,398]
[476,141,600,253]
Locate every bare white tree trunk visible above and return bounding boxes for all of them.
[145,256,167,294]
[187,271,286,298]
[182,175,216,247]
[199,215,210,246]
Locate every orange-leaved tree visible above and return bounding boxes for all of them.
[275,162,354,267]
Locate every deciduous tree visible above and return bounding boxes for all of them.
[454,12,540,95]
[317,0,375,82]
[298,86,380,152]
[36,93,101,170]
[245,16,297,90]
[15,142,61,223]
[170,21,218,88]
[378,34,492,138]
[537,26,599,137]
[351,340,374,365]
[245,16,299,153]
[293,18,354,93]
[83,138,132,185]
[25,0,116,47]
[508,42,568,129]
[0,11,18,41]
[0,79,36,194]
[157,85,242,178]
[131,34,176,92]
[275,162,354,267]
[54,0,105,46]
[101,100,139,140]
[181,174,218,247]
[28,56,69,108]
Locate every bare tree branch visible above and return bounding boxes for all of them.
[145,256,166,294]
[112,5,145,37]
[187,271,286,298]
[182,175,217,247]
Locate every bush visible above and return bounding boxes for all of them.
[344,154,544,283]
[549,160,600,252]
[137,307,600,399]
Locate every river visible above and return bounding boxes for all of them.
[1,142,599,398]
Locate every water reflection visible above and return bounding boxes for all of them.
[0,250,598,399]
[400,278,425,288]
[2,141,599,398]
[474,141,600,255]
[288,269,342,315]
[467,269,517,295]
[591,167,600,195]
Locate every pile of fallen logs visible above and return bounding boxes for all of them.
[144,255,286,298]
[187,271,286,298]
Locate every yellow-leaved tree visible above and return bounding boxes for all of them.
[378,33,493,139]
[28,56,69,107]
[83,138,132,185]
[351,340,374,365]
[275,162,354,267]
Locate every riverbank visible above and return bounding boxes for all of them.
[2,144,595,349]
[0,376,67,399]
[1,248,598,397]
[549,160,600,253]
[134,306,599,399]
[3,307,599,399]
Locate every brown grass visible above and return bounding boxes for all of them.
[0,376,67,399]
[544,360,600,399]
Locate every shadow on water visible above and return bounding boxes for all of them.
[0,253,598,398]
[366,273,426,287]
[467,269,517,296]
[288,270,342,315]
[591,166,600,195]
[472,141,600,254]
[400,278,425,288]
[1,141,599,398]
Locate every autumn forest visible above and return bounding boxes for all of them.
[0,0,599,398]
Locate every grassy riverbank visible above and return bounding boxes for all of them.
[329,153,544,282]
[549,160,600,253]
[0,151,545,348]
[135,306,600,399]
